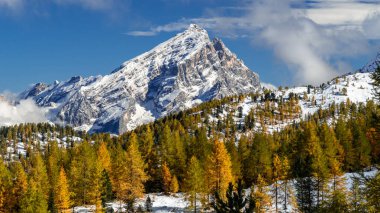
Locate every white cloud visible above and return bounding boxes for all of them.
[128,0,379,85]
[0,96,48,126]
[245,0,371,85]
[305,0,380,27]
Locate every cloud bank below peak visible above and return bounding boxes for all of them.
[0,94,48,126]
[128,0,380,85]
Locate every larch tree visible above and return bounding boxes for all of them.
[11,162,28,212]
[253,174,271,213]
[161,162,172,195]
[20,179,49,213]
[54,167,72,212]
[206,140,233,200]
[111,144,131,208]
[29,153,49,199]
[272,154,282,213]
[69,141,97,206]
[124,132,148,205]
[0,160,12,213]
[185,156,205,211]
[97,142,111,173]
[335,117,355,171]
[170,175,179,193]
[89,159,104,212]
[46,141,60,212]
[306,121,328,210]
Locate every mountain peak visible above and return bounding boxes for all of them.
[182,24,208,37]
[187,23,205,31]
[23,25,260,134]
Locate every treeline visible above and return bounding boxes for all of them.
[0,100,379,212]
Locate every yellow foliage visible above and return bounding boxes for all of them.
[54,167,72,211]
[206,140,233,199]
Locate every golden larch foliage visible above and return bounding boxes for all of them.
[54,167,72,211]
[206,140,233,199]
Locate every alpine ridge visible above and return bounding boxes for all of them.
[21,24,261,134]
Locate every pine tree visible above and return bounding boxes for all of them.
[54,167,72,212]
[206,140,233,200]
[212,180,249,213]
[101,170,113,207]
[185,156,204,212]
[351,121,372,170]
[172,130,187,181]
[244,134,272,185]
[145,196,153,212]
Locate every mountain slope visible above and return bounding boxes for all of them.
[22,24,260,134]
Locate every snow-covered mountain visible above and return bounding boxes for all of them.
[21,24,261,134]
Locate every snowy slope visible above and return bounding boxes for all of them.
[281,72,374,117]
[21,24,260,134]
[198,71,375,135]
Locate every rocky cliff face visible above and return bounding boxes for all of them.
[22,24,261,134]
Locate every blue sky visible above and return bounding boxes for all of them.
[0,0,379,92]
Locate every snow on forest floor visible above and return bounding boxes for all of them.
[74,193,189,213]
[73,168,378,213]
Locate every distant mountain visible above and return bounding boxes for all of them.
[360,52,380,73]
[21,24,261,134]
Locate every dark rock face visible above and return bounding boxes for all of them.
[21,24,261,134]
